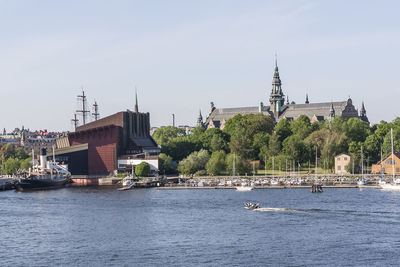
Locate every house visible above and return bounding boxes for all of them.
[371,151,400,175]
[335,153,352,175]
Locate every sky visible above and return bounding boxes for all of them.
[0,0,399,132]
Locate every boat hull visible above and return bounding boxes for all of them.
[17,178,71,191]
[236,186,253,191]
[380,184,400,190]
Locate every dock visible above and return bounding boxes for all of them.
[158,185,381,190]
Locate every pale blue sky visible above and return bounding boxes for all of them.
[1,0,399,131]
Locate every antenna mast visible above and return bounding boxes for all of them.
[76,90,90,125]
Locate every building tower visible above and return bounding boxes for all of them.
[197,110,204,128]
[269,56,285,120]
[328,103,335,122]
[359,102,369,123]
[305,94,309,104]
[134,90,139,113]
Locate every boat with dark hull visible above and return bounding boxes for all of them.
[17,176,70,191]
[16,148,71,191]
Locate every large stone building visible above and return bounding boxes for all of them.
[204,59,369,129]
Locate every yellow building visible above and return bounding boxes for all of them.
[335,153,352,175]
[371,151,400,175]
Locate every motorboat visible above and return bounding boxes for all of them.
[244,202,259,210]
[236,185,253,191]
[118,176,136,190]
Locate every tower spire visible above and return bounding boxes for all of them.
[305,94,309,104]
[269,54,285,120]
[134,88,139,112]
[197,109,204,128]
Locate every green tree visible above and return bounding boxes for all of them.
[275,119,292,142]
[290,115,312,139]
[135,162,150,177]
[4,158,20,174]
[209,134,228,152]
[158,153,174,174]
[153,126,186,146]
[345,118,370,143]
[162,136,200,161]
[282,135,309,163]
[201,128,229,152]
[206,150,226,175]
[268,134,281,157]
[225,153,251,175]
[20,158,32,171]
[15,147,29,160]
[177,149,210,175]
[2,144,15,160]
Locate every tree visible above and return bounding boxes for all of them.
[162,136,200,161]
[206,150,226,175]
[135,162,150,177]
[200,128,229,152]
[153,126,186,146]
[2,144,15,160]
[282,135,309,163]
[275,119,292,142]
[210,134,228,152]
[20,158,32,171]
[225,153,251,175]
[177,149,210,175]
[15,147,29,160]
[345,118,370,143]
[4,158,20,174]
[268,134,281,157]
[158,153,174,174]
[290,115,312,139]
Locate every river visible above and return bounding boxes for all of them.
[1,187,400,266]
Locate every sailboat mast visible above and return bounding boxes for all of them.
[233,154,236,177]
[361,146,364,177]
[272,156,274,179]
[391,128,395,179]
[381,144,383,180]
[315,146,318,180]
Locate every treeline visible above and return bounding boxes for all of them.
[153,114,400,175]
[0,144,31,175]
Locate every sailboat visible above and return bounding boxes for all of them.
[380,129,400,190]
[234,154,253,191]
[358,146,368,186]
[270,156,278,186]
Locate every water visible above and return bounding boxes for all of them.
[1,187,400,266]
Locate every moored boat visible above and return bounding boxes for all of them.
[16,148,71,191]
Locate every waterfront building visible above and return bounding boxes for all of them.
[371,151,400,175]
[205,59,368,129]
[53,94,160,177]
[335,153,352,175]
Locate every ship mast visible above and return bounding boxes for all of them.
[391,128,395,179]
[76,90,90,125]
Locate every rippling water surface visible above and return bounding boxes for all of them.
[1,187,400,266]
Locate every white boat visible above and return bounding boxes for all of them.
[380,129,400,190]
[270,179,278,186]
[118,166,137,190]
[236,185,253,191]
